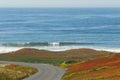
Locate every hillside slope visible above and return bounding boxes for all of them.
[0,48,112,65]
[62,54,120,80]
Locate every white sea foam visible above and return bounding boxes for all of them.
[0,46,23,53]
[0,45,120,54]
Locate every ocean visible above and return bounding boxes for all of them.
[0,8,120,53]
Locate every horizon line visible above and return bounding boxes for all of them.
[0,7,120,8]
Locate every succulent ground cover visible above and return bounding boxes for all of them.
[62,54,120,80]
[0,63,38,80]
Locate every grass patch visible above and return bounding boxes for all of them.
[0,55,80,66]
[0,64,38,80]
[0,57,66,65]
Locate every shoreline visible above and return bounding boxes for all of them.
[0,46,120,53]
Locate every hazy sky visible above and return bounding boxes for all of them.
[0,0,120,8]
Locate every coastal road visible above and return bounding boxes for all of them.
[0,61,65,80]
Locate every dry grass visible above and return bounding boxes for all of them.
[0,63,38,80]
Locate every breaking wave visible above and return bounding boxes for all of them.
[1,42,95,47]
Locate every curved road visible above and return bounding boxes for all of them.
[0,61,65,80]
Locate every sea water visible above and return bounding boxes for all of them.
[0,8,120,53]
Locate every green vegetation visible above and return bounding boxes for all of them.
[0,56,79,66]
[0,53,72,66]
[65,60,78,64]
[0,57,64,65]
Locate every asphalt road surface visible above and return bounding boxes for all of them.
[0,61,65,80]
